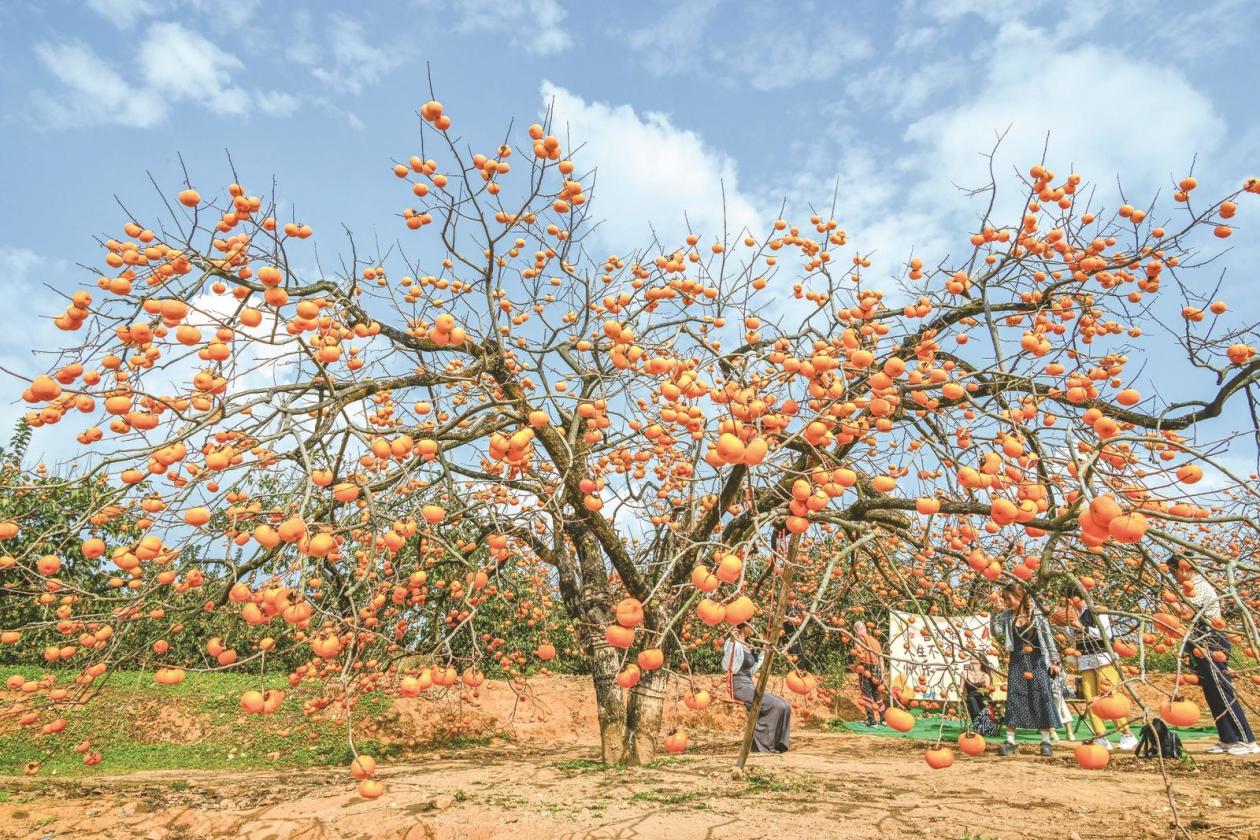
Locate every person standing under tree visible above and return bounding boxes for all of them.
[1167,555,1259,755]
[990,583,1061,756]
[1056,587,1139,751]
[851,620,885,727]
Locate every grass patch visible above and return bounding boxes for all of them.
[642,756,694,769]
[548,755,692,774]
[0,669,394,776]
[739,767,821,795]
[434,734,495,750]
[629,787,706,806]
[548,758,609,773]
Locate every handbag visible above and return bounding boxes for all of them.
[973,706,998,737]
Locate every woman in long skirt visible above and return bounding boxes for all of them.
[990,583,1061,756]
[723,622,791,753]
[1169,555,1258,754]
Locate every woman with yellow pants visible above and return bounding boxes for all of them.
[1064,599,1139,751]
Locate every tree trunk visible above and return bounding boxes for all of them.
[584,625,628,765]
[621,667,667,765]
[560,523,632,765]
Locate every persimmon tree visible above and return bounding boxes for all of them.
[4,96,1260,788]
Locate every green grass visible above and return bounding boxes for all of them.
[642,755,693,769]
[548,758,610,773]
[0,668,397,776]
[548,755,694,775]
[739,767,821,795]
[629,787,707,806]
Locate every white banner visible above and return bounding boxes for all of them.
[887,610,1001,702]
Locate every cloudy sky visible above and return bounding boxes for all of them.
[1,0,1258,463]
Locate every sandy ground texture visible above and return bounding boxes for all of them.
[1,730,1258,840]
[2,673,1258,839]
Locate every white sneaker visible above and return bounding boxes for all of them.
[1227,742,1260,756]
[1118,733,1139,751]
[1094,737,1113,751]
[1205,742,1231,754]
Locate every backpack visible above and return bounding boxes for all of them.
[969,694,999,737]
[1136,719,1183,760]
[973,706,998,737]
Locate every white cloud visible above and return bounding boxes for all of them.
[255,90,300,117]
[845,60,957,121]
[914,0,1046,24]
[307,15,404,94]
[187,0,262,29]
[86,0,159,28]
[138,22,250,115]
[761,135,952,296]
[764,10,1225,298]
[905,36,1226,204]
[709,19,875,92]
[625,3,872,90]
[1144,0,1260,61]
[87,0,262,29]
[625,0,720,77]
[33,40,167,128]
[184,290,297,393]
[284,11,320,65]
[31,22,303,128]
[541,81,764,249]
[423,0,573,56]
[305,96,366,131]
[782,17,1226,291]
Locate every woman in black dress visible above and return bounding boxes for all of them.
[990,583,1061,756]
[723,623,792,753]
[962,653,993,719]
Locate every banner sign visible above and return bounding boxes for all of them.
[887,610,1001,702]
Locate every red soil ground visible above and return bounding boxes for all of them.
[1,673,1257,839]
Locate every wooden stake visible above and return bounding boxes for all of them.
[735,530,800,769]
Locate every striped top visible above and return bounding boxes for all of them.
[1070,607,1116,672]
[1183,573,1222,621]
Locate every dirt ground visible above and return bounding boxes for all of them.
[2,732,1258,840]
[1,674,1258,840]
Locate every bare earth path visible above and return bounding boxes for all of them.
[1,731,1257,840]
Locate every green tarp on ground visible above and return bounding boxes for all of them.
[839,716,1219,743]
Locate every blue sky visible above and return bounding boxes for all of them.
[1,0,1258,467]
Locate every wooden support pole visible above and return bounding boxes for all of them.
[735,530,801,770]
